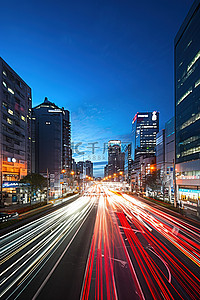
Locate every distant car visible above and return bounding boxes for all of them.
[0,212,19,223]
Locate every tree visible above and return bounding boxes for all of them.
[145,170,161,195]
[20,173,47,204]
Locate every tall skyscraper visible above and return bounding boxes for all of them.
[104,164,108,178]
[132,112,159,160]
[124,143,132,184]
[175,0,200,215]
[0,57,32,204]
[84,160,93,178]
[32,97,71,195]
[76,161,84,174]
[108,140,124,176]
[76,160,93,178]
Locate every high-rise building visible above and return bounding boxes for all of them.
[124,144,132,184]
[0,57,32,204]
[71,158,77,172]
[156,129,165,177]
[132,111,159,160]
[104,164,108,178]
[108,140,124,176]
[76,161,84,174]
[165,117,175,202]
[32,97,71,195]
[175,0,200,216]
[165,117,175,169]
[85,160,93,178]
[76,160,93,178]
[131,112,159,192]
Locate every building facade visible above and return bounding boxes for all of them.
[155,119,175,202]
[131,155,156,194]
[131,112,159,192]
[165,117,175,202]
[132,111,159,160]
[32,97,71,197]
[0,57,32,204]
[76,161,84,175]
[104,164,108,178]
[85,160,93,178]
[124,143,132,184]
[175,0,200,216]
[108,140,124,177]
[156,129,165,178]
[77,160,93,178]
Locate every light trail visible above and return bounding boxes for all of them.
[81,185,145,300]
[106,187,200,299]
[0,193,95,299]
[81,184,200,299]
[1,183,199,299]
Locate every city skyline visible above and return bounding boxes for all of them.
[1,0,194,176]
[1,1,200,298]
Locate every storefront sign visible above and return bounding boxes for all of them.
[2,181,19,188]
[179,188,199,194]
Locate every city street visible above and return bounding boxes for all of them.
[1,184,200,300]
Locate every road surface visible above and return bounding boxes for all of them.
[1,184,200,299]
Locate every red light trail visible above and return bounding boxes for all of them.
[81,185,200,300]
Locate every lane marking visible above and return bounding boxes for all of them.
[32,207,94,300]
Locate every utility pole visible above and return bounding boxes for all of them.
[47,168,49,204]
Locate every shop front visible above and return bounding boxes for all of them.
[178,188,200,216]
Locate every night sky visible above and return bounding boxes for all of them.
[1,0,194,176]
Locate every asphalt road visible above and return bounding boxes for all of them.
[1,184,200,300]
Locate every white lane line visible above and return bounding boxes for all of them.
[148,248,171,283]
[32,208,92,300]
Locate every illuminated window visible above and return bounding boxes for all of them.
[182,146,200,157]
[2,102,7,109]
[8,88,14,95]
[3,81,7,88]
[8,109,13,115]
[21,115,26,121]
[3,70,7,76]
[180,112,200,130]
[177,87,192,106]
[195,78,200,88]
[181,136,199,145]
[187,50,200,72]
[7,118,13,125]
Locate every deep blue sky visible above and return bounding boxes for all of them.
[1,0,194,176]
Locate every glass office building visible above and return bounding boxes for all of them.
[32,98,71,196]
[124,143,132,183]
[175,0,200,216]
[132,112,159,160]
[108,140,124,176]
[175,0,200,164]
